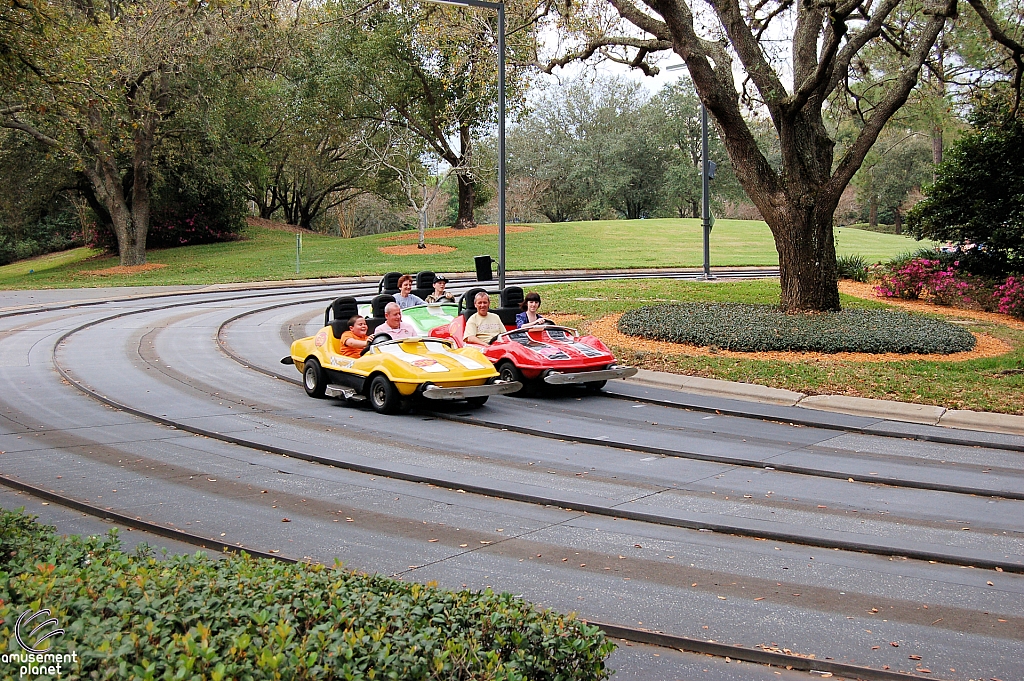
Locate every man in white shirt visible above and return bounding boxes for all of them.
[463,292,506,345]
[377,302,418,339]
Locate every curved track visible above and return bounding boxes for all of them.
[1,278,1022,681]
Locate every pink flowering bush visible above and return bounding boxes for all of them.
[995,277,1024,319]
[874,258,945,299]
[874,257,999,310]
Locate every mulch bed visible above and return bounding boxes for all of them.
[378,244,457,255]
[584,281,1022,363]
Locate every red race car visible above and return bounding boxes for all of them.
[430,286,637,394]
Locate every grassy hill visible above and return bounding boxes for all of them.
[0,218,931,289]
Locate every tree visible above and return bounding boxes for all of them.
[852,129,934,231]
[541,0,1024,310]
[333,0,537,229]
[0,0,279,266]
[907,91,1024,274]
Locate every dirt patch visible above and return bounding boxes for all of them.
[81,263,168,276]
[589,312,1013,363]
[382,224,534,241]
[840,280,1024,331]
[378,244,457,256]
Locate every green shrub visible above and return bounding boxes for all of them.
[618,303,976,354]
[0,510,614,680]
[836,254,869,282]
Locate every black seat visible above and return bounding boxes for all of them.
[366,294,395,333]
[412,270,435,300]
[500,286,524,308]
[493,286,524,326]
[460,287,489,320]
[325,296,359,337]
[378,271,402,294]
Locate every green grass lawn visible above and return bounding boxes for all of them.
[0,219,931,289]
[536,279,1024,415]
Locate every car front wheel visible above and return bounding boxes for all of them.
[369,375,401,414]
[303,359,327,398]
[496,361,524,395]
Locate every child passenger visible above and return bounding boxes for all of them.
[339,316,369,357]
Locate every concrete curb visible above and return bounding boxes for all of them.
[625,370,1024,437]
[627,369,804,406]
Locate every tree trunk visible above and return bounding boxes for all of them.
[773,205,841,312]
[452,171,476,230]
[932,125,943,167]
[451,122,475,230]
[868,196,878,231]
[894,208,902,235]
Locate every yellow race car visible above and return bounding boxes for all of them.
[282,324,521,414]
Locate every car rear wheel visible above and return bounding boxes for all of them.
[369,375,401,414]
[303,359,327,398]
[496,361,524,395]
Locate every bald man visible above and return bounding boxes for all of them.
[377,302,418,340]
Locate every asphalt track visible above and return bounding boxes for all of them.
[0,275,1022,681]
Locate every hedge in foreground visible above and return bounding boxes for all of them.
[0,510,614,680]
[618,303,976,354]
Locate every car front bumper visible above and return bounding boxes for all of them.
[421,380,522,400]
[542,365,639,385]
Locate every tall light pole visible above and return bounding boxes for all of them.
[666,64,715,280]
[427,0,506,290]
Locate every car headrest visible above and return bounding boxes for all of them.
[371,294,396,317]
[379,271,402,294]
[329,296,358,323]
[500,286,524,308]
[415,270,435,289]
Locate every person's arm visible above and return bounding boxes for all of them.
[344,335,368,349]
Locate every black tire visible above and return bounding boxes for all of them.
[303,359,327,398]
[368,374,401,414]
[466,395,489,407]
[584,379,607,393]
[496,361,524,395]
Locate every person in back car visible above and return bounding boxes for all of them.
[377,303,417,340]
[394,274,425,309]
[463,291,506,345]
[425,274,456,303]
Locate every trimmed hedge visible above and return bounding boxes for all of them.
[618,303,977,354]
[0,510,614,680]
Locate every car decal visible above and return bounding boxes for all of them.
[423,341,488,370]
[543,329,605,358]
[378,344,450,372]
[505,331,571,360]
[314,330,328,348]
[330,357,355,369]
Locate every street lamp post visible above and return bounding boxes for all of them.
[666,64,715,280]
[427,0,506,290]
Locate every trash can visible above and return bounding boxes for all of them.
[474,254,494,282]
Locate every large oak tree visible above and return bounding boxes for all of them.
[542,0,1024,310]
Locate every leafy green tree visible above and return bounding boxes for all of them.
[907,91,1024,274]
[541,0,1024,311]
[0,0,279,266]
[333,0,537,229]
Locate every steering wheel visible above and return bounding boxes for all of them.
[361,333,394,355]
